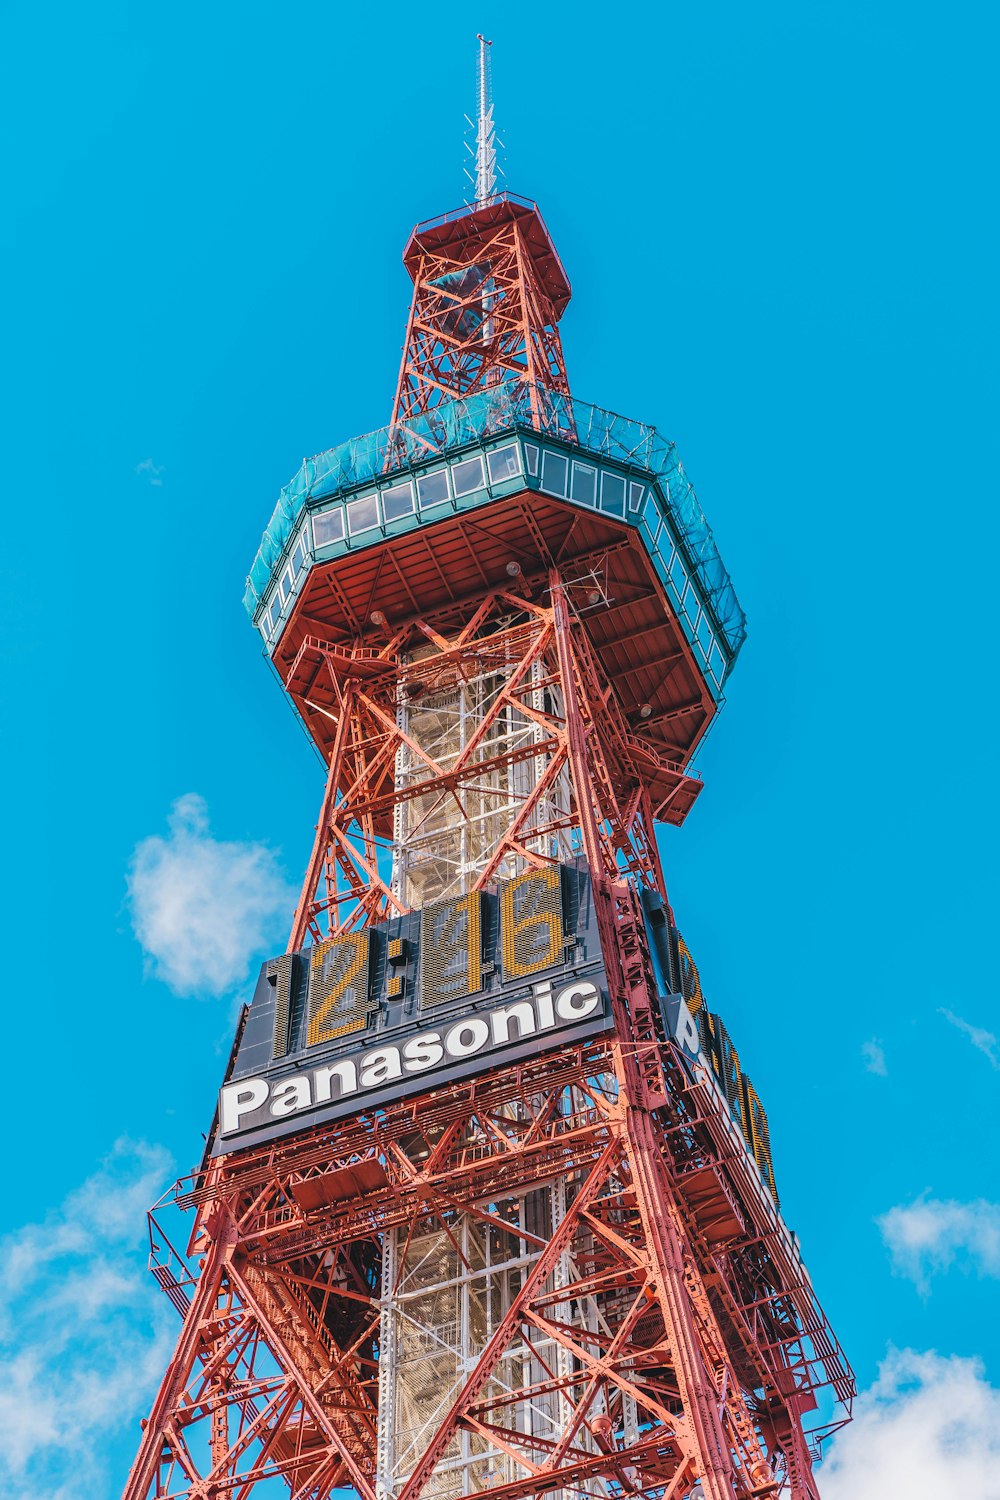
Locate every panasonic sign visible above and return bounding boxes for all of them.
[217,977,608,1147]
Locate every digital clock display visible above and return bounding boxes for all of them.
[214,860,608,1152]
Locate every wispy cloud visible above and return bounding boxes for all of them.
[127,793,294,998]
[861,1037,887,1076]
[821,1347,1000,1498]
[134,457,165,486]
[0,1139,174,1496]
[939,1007,999,1069]
[877,1195,1000,1292]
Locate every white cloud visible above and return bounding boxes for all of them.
[128,793,294,997]
[877,1195,1000,1291]
[821,1347,1000,1499]
[0,1139,174,1495]
[134,457,164,486]
[861,1037,887,1075]
[939,1007,1000,1068]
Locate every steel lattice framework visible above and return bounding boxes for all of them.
[284,577,698,949]
[389,195,571,436]
[121,51,851,1500]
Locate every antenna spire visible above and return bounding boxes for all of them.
[474,35,496,206]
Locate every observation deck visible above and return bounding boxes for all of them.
[245,382,746,788]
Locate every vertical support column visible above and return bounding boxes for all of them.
[623,1105,736,1500]
[549,1175,574,1444]
[376,1227,399,1500]
[121,1230,231,1500]
[549,571,605,882]
[289,682,354,949]
[209,1316,230,1486]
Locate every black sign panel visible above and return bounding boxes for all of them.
[213,860,609,1154]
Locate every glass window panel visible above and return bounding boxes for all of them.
[525,443,539,476]
[293,532,307,568]
[669,552,687,592]
[313,508,344,546]
[709,642,725,678]
[382,481,414,521]
[696,612,712,650]
[682,580,699,618]
[452,455,486,496]
[600,472,626,517]
[540,450,568,497]
[487,444,521,483]
[280,563,294,600]
[417,469,450,506]
[268,599,282,633]
[347,493,380,535]
[628,481,645,512]
[570,462,597,505]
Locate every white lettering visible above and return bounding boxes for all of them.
[359,1046,403,1088]
[445,1017,491,1057]
[403,1033,444,1071]
[220,1077,269,1134]
[219,976,608,1143]
[490,1001,537,1045]
[270,1077,311,1118]
[314,1058,359,1102]
[532,980,555,1030]
[555,980,600,1020]
[674,1004,701,1059]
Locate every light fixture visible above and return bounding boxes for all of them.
[371,609,388,626]
[639,703,653,719]
[587,588,601,605]
[505,560,522,577]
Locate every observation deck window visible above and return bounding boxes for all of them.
[417,468,450,507]
[540,450,568,497]
[524,443,540,477]
[600,471,626,517]
[382,481,415,521]
[571,461,597,506]
[629,481,645,513]
[487,443,521,483]
[347,493,380,536]
[452,455,486,497]
[312,508,345,548]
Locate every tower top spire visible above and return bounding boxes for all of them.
[474,34,496,205]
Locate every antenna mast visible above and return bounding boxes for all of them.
[474,34,496,205]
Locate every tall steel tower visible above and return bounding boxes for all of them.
[123,40,853,1500]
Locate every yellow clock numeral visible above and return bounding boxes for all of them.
[500,867,563,978]
[308,933,370,1045]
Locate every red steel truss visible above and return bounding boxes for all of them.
[122,564,850,1499]
[123,159,852,1499]
[123,905,849,1500]
[285,573,699,948]
[390,195,571,435]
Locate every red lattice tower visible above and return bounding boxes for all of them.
[122,46,852,1500]
[389,195,571,433]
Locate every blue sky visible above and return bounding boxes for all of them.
[2,1,998,1494]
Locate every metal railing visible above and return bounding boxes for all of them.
[244,381,746,659]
